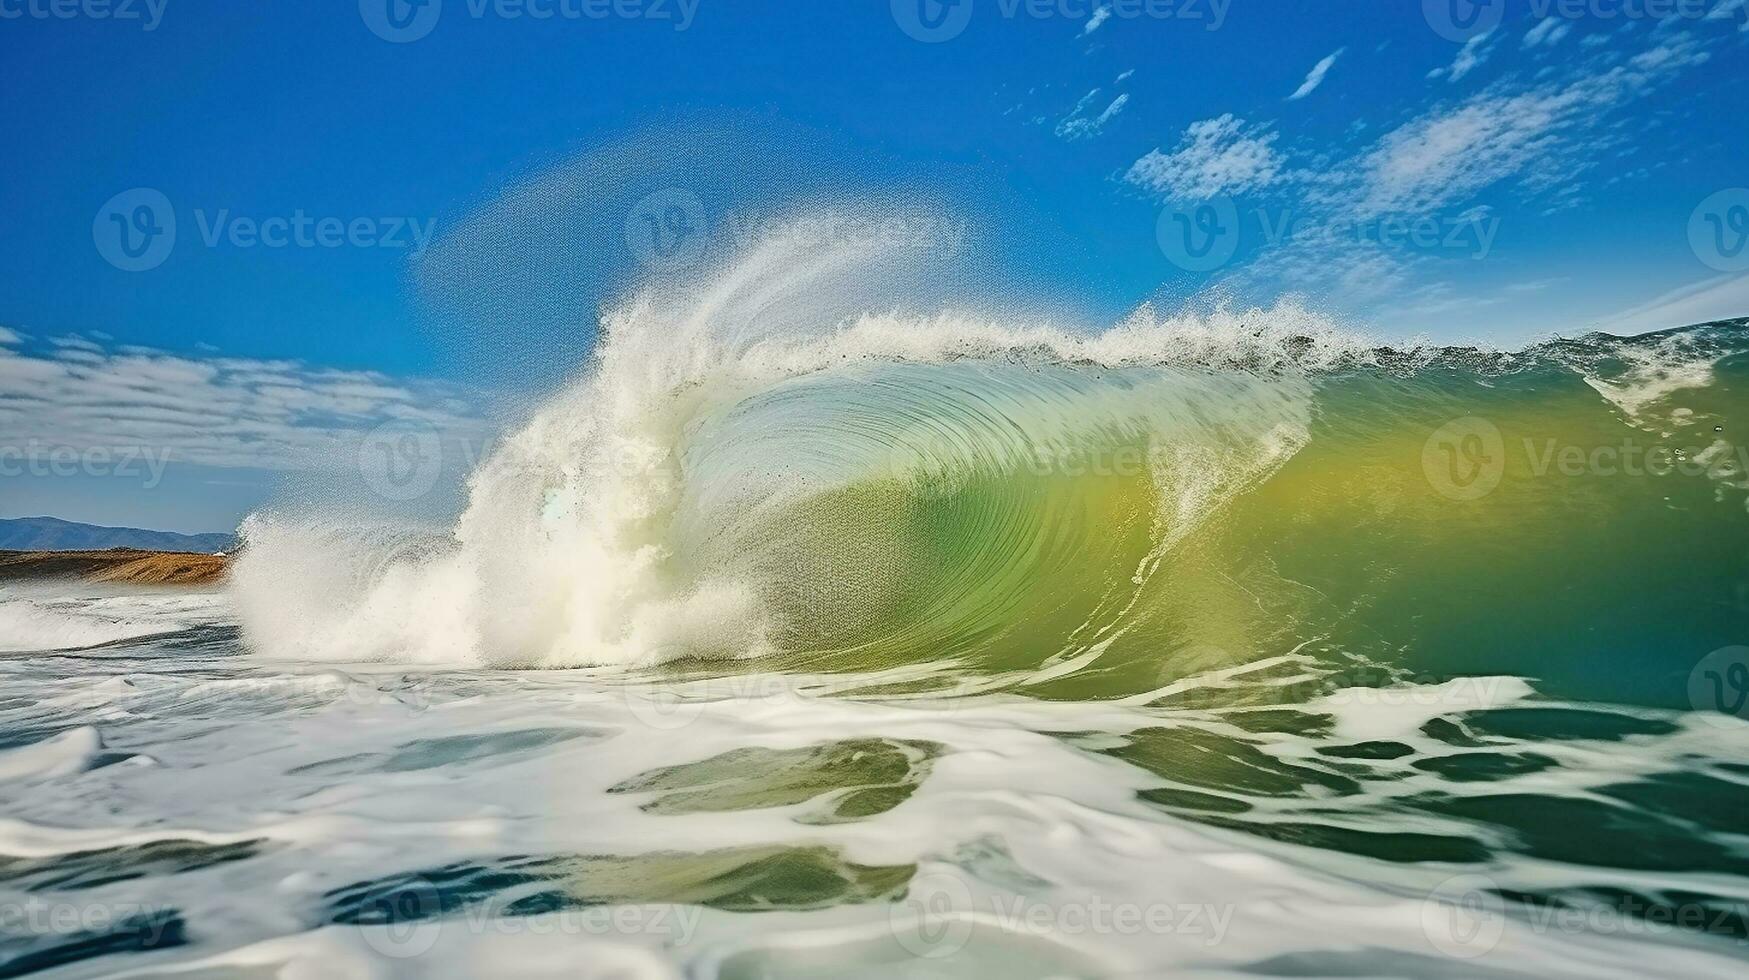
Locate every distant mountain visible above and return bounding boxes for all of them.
[0,517,235,554]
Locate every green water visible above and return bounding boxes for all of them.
[627,321,1749,921]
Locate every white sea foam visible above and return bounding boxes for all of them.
[0,726,103,781]
[1573,329,1726,427]
[0,589,227,653]
[7,646,1745,979]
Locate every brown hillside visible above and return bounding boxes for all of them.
[0,549,228,585]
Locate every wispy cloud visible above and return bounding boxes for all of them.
[0,327,21,346]
[1223,235,1420,311]
[1429,30,1499,82]
[1082,4,1112,35]
[1056,89,1130,140]
[1348,87,1592,217]
[1522,18,1572,47]
[0,336,489,472]
[1705,0,1748,29]
[49,335,104,353]
[1590,273,1749,337]
[1288,47,1345,100]
[1506,276,1570,294]
[1124,114,1285,201]
[1350,35,1709,218]
[1147,24,1730,329]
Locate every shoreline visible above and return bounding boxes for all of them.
[0,549,229,586]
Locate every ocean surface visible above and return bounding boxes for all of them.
[4,230,1749,977]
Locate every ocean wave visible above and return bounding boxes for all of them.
[231,212,1749,685]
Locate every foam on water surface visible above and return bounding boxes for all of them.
[5,620,1749,978]
[0,588,228,654]
[8,221,1749,976]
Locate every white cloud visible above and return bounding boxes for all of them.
[1116,68,1135,82]
[1344,35,1707,219]
[0,327,20,346]
[1429,30,1498,82]
[1056,89,1130,140]
[1708,0,1749,28]
[1506,276,1570,294]
[1629,35,1711,73]
[1223,236,1419,310]
[1348,87,1589,217]
[0,336,489,473]
[1125,114,1285,201]
[1082,4,1112,35]
[1589,273,1749,337]
[49,335,104,353]
[1171,25,1730,334]
[1522,18,1572,47]
[1288,47,1345,100]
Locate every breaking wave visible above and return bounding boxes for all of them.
[232,213,1749,705]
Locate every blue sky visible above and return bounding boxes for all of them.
[2,0,1747,532]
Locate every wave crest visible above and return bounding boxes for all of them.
[233,214,1353,668]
